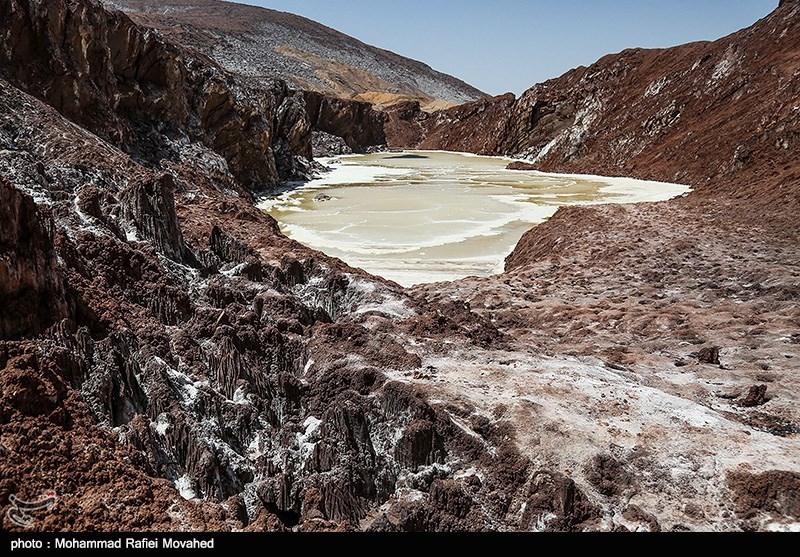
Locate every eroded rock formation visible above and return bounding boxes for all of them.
[0,0,314,190]
[0,179,68,339]
[303,91,387,154]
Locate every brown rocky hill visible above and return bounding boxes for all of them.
[104,0,486,111]
[1,0,799,534]
[388,1,800,202]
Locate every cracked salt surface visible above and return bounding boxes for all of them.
[387,347,800,530]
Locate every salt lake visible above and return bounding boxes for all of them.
[258,151,691,286]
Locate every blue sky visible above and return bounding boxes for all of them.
[244,0,777,95]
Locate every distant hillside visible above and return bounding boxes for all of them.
[105,0,487,110]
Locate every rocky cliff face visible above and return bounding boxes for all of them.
[0,179,68,339]
[385,94,517,154]
[0,0,316,191]
[303,91,387,154]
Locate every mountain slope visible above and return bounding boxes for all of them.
[104,0,487,110]
[388,1,800,203]
[399,1,800,534]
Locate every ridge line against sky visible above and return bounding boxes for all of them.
[248,0,777,96]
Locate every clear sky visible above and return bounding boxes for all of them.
[242,0,778,96]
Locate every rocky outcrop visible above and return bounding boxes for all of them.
[119,174,195,264]
[311,132,353,158]
[382,100,430,151]
[0,179,68,339]
[728,471,800,525]
[303,91,387,154]
[506,161,538,171]
[385,93,516,154]
[519,471,601,532]
[0,0,315,191]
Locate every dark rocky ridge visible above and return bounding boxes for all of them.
[302,91,387,155]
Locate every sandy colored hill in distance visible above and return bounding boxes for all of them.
[106,0,486,110]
